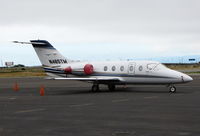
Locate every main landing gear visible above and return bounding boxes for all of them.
[91,84,99,92]
[91,84,116,92]
[108,84,115,91]
[169,85,176,93]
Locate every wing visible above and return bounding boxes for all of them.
[47,76,123,82]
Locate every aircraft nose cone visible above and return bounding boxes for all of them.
[182,74,193,83]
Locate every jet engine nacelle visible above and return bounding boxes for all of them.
[84,64,94,75]
[64,64,94,75]
[64,66,72,73]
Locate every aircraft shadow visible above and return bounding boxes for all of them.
[46,87,190,95]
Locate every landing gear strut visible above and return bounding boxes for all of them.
[108,84,115,91]
[169,85,176,93]
[92,84,99,92]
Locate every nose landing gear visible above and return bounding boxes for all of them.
[169,85,176,93]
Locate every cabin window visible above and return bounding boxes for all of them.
[120,66,124,71]
[129,66,134,71]
[139,66,143,71]
[104,66,108,71]
[112,66,116,71]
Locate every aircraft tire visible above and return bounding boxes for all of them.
[92,85,99,92]
[169,86,176,93]
[108,84,115,91]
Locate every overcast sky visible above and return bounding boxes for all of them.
[0,0,200,66]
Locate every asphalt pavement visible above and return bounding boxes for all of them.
[0,75,200,136]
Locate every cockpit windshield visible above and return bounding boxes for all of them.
[147,63,167,71]
[147,63,158,70]
[154,64,167,71]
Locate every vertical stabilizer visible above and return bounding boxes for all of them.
[30,40,70,67]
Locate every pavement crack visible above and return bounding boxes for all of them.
[112,99,129,103]
[69,103,94,108]
[15,108,45,114]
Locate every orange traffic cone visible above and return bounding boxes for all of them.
[40,85,45,96]
[13,82,19,91]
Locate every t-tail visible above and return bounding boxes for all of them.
[13,40,72,77]
[30,40,70,67]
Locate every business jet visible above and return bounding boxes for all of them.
[13,40,193,93]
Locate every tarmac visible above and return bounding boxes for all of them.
[0,75,200,136]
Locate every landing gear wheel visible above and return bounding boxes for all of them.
[108,84,115,91]
[169,86,176,93]
[92,85,99,92]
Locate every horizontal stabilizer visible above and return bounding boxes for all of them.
[13,41,46,45]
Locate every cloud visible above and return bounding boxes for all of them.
[0,0,200,65]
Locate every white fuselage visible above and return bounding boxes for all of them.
[14,40,193,92]
[45,60,193,85]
